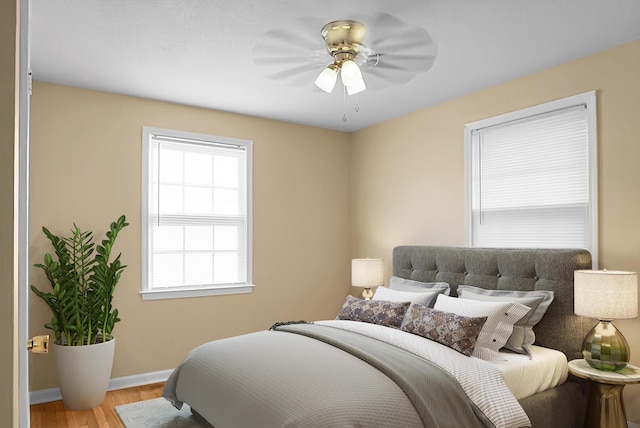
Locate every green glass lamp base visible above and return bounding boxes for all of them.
[582,320,630,371]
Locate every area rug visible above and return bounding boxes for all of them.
[115,397,208,427]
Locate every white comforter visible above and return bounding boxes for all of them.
[315,320,531,428]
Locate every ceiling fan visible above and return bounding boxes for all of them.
[253,13,438,95]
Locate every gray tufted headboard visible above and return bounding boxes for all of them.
[393,246,593,360]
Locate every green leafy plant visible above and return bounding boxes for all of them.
[31,215,129,346]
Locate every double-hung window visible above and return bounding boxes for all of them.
[464,91,598,266]
[141,127,253,300]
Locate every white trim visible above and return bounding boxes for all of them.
[29,369,174,405]
[463,124,474,247]
[464,91,598,267]
[141,126,254,299]
[585,91,598,268]
[29,388,62,407]
[19,0,31,425]
[464,92,594,131]
[140,283,254,300]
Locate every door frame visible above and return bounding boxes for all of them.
[18,0,31,425]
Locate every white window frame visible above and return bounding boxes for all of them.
[464,91,598,267]
[141,126,253,300]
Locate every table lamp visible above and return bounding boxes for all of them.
[574,270,638,371]
[352,258,384,300]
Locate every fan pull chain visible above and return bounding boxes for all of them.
[340,86,362,123]
[342,84,348,122]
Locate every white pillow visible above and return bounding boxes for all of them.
[388,276,450,296]
[433,294,530,360]
[373,286,438,307]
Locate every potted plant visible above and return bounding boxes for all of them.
[31,215,129,410]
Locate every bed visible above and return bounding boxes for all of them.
[163,245,593,428]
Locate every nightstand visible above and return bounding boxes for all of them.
[568,359,640,428]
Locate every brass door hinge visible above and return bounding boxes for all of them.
[27,335,49,354]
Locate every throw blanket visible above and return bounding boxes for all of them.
[274,323,492,428]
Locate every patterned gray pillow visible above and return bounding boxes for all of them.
[336,295,410,328]
[401,303,487,356]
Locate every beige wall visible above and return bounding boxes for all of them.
[0,0,19,426]
[350,38,640,420]
[29,82,352,390]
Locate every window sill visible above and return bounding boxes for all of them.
[140,284,254,300]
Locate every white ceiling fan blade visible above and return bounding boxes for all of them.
[264,62,319,79]
[256,23,324,52]
[367,23,437,83]
[365,67,415,85]
[253,16,330,86]
[262,62,323,87]
[363,54,435,85]
[366,12,411,43]
[374,29,436,52]
[372,61,420,72]
[375,52,436,71]
[253,55,316,66]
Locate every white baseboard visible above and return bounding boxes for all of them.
[29,369,174,405]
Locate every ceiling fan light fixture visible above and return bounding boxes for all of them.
[340,59,366,95]
[253,13,439,111]
[314,64,339,93]
[345,77,366,96]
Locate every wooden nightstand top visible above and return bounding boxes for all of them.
[568,359,640,385]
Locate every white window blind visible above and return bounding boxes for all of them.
[142,127,253,300]
[465,92,597,265]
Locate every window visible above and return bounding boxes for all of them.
[464,91,597,266]
[141,127,253,300]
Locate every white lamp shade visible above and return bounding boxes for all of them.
[340,60,366,95]
[574,270,638,320]
[352,258,384,288]
[314,66,338,93]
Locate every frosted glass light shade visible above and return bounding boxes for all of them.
[314,66,338,93]
[574,270,638,320]
[340,60,366,95]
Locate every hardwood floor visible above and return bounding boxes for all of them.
[30,382,165,428]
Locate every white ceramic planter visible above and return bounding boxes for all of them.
[53,338,115,410]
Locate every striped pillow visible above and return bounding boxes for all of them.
[457,285,554,356]
[434,294,530,360]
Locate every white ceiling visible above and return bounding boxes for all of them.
[31,0,640,132]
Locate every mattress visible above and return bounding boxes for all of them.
[489,345,568,400]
